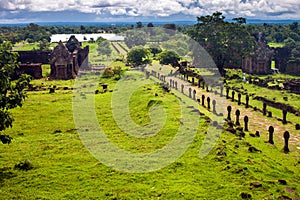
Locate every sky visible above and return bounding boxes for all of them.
[0,0,300,23]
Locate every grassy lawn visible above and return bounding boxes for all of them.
[268,42,285,48]
[0,70,299,199]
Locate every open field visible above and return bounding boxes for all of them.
[1,70,300,199]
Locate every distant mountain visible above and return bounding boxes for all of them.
[1,19,300,27]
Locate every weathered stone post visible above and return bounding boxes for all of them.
[206,85,209,92]
[158,73,160,80]
[212,100,217,114]
[170,79,173,88]
[235,109,240,126]
[181,84,184,94]
[170,70,173,76]
[283,131,290,153]
[198,79,201,88]
[231,91,235,102]
[175,81,178,90]
[263,103,267,116]
[238,93,242,105]
[244,116,249,131]
[186,74,189,81]
[226,87,230,99]
[268,126,274,144]
[146,71,150,79]
[193,89,196,100]
[207,97,211,110]
[268,111,272,118]
[245,95,249,108]
[189,88,192,98]
[202,95,205,107]
[227,106,232,121]
[202,81,205,89]
[282,110,287,124]
[220,86,223,97]
[192,77,195,85]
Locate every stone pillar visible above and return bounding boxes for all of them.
[263,103,267,116]
[244,116,249,131]
[268,111,272,118]
[220,86,223,97]
[175,81,178,90]
[227,106,232,121]
[235,109,240,126]
[238,93,242,105]
[202,95,205,107]
[282,110,287,124]
[212,100,217,114]
[245,95,249,108]
[202,81,205,89]
[226,87,230,99]
[206,85,209,92]
[189,88,192,98]
[231,91,235,102]
[193,89,196,100]
[207,97,211,110]
[268,126,274,144]
[198,79,201,88]
[146,71,150,79]
[192,77,195,85]
[158,73,160,80]
[283,131,290,153]
[170,79,172,88]
[181,84,184,94]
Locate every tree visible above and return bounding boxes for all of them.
[158,50,180,66]
[148,44,162,57]
[147,23,154,28]
[0,42,31,144]
[124,30,147,48]
[39,39,50,51]
[136,22,143,28]
[188,12,256,75]
[127,46,151,67]
[97,40,112,57]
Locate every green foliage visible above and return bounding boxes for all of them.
[0,42,31,143]
[124,30,147,48]
[39,39,50,51]
[148,44,162,57]
[127,46,151,66]
[97,40,112,57]
[158,50,180,66]
[188,12,257,74]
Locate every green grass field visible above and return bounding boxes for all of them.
[0,70,299,199]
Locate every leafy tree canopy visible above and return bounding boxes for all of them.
[127,46,151,67]
[0,42,31,144]
[158,50,180,66]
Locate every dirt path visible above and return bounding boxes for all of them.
[147,63,300,152]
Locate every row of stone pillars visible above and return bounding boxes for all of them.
[268,126,290,153]
[224,86,288,125]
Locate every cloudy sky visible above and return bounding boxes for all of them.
[1,0,300,23]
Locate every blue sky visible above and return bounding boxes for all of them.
[0,0,300,23]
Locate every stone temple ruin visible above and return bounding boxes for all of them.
[15,35,89,80]
[49,36,89,79]
[242,32,274,75]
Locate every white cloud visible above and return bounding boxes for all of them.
[1,0,300,20]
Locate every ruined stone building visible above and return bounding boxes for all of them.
[242,32,274,75]
[14,50,51,79]
[15,35,89,80]
[49,36,89,79]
